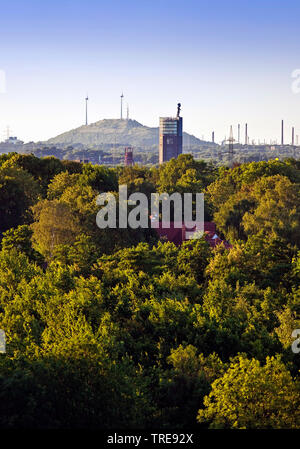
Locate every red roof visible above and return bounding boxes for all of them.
[154,222,232,249]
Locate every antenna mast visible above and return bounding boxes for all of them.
[120,92,124,119]
[85,95,89,126]
[228,125,234,165]
[223,125,235,167]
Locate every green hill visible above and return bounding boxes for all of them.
[46,118,211,148]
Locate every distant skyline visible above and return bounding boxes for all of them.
[1,0,300,144]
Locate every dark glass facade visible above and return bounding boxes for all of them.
[159,116,182,164]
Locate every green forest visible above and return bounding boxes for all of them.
[0,152,300,429]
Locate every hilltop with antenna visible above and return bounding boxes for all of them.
[45,118,211,148]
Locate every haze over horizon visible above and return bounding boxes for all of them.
[1,0,300,144]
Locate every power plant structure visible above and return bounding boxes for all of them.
[124,146,134,166]
[159,103,183,164]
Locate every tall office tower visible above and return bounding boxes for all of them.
[124,146,134,166]
[159,103,183,164]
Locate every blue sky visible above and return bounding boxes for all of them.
[1,0,300,144]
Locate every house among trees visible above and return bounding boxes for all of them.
[155,221,232,248]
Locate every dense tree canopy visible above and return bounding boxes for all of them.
[0,153,299,429]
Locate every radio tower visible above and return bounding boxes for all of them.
[223,125,235,167]
[85,95,89,126]
[120,92,124,120]
[124,147,134,166]
[228,125,234,164]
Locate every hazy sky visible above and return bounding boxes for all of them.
[1,0,300,144]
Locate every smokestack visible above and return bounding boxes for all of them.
[238,124,240,143]
[281,120,284,146]
[245,123,248,145]
[292,127,295,146]
[212,131,215,143]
